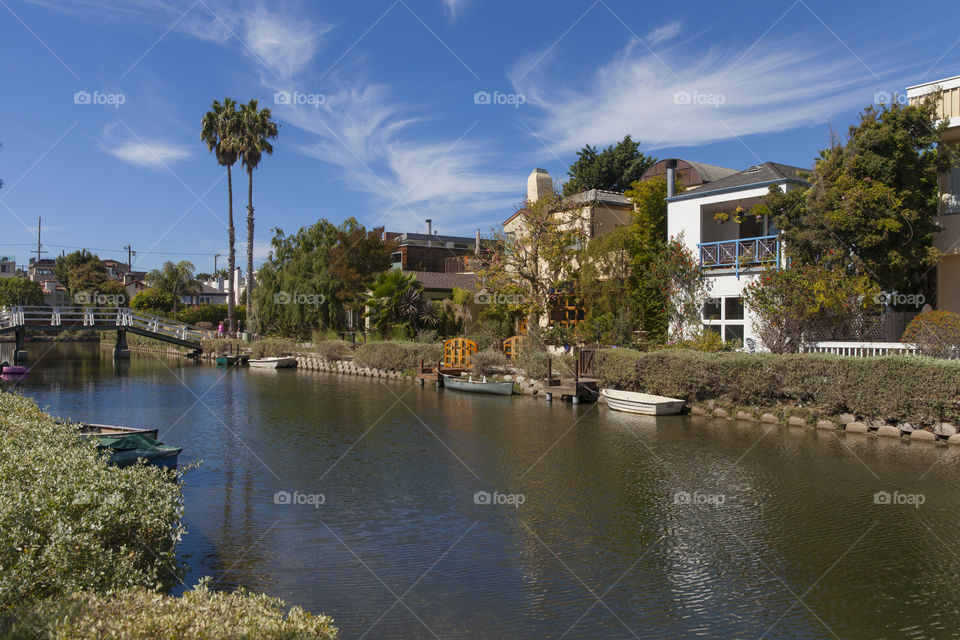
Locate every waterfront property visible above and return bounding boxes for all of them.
[666,161,809,348]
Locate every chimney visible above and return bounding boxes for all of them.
[425,219,432,236]
[665,159,677,198]
[527,168,553,203]
[475,228,481,255]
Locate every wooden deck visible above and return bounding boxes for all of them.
[549,378,599,403]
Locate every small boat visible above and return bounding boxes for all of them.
[215,355,238,366]
[601,388,684,416]
[0,364,28,375]
[248,356,298,369]
[77,423,160,440]
[94,433,182,469]
[442,374,513,396]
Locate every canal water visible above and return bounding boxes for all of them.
[5,343,960,639]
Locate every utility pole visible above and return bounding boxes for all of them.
[214,253,221,275]
[34,216,45,263]
[123,245,134,272]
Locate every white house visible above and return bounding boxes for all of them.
[666,161,809,348]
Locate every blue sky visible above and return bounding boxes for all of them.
[1,0,957,273]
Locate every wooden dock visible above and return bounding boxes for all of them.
[548,378,599,403]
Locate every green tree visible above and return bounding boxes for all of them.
[146,261,199,312]
[328,220,395,320]
[131,289,175,313]
[54,250,109,301]
[0,277,43,307]
[562,135,656,196]
[201,97,240,333]
[770,93,957,299]
[363,270,436,336]
[238,99,279,328]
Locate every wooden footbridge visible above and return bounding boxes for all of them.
[0,306,217,362]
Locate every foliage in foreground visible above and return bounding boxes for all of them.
[597,348,960,424]
[353,340,442,371]
[0,393,184,609]
[902,311,960,359]
[2,581,337,640]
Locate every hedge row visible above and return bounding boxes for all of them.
[596,348,960,424]
[2,581,337,640]
[353,341,443,372]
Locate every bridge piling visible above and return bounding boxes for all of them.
[14,328,27,364]
[114,329,130,359]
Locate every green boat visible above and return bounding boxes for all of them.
[215,355,238,366]
[95,433,182,469]
[442,374,514,396]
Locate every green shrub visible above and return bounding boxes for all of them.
[250,339,301,358]
[470,348,508,376]
[315,340,353,361]
[354,341,442,371]
[596,349,960,423]
[2,580,338,640]
[902,311,960,358]
[0,393,184,609]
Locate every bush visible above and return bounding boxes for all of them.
[470,348,508,376]
[315,340,353,361]
[250,339,301,358]
[596,348,960,423]
[0,393,184,609]
[354,341,442,371]
[902,311,960,359]
[2,580,338,639]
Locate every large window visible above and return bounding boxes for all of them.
[702,296,745,347]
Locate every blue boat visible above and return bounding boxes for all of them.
[94,433,182,469]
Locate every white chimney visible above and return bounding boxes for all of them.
[527,168,553,203]
[425,219,432,235]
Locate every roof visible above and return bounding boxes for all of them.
[390,232,477,245]
[640,158,739,186]
[403,270,477,291]
[666,162,809,201]
[567,189,633,207]
[198,283,228,295]
[503,188,633,226]
[907,74,960,95]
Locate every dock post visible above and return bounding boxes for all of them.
[14,327,27,364]
[545,392,552,402]
[114,329,130,359]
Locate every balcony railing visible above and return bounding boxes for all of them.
[697,234,780,277]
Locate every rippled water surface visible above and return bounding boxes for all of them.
[7,343,960,639]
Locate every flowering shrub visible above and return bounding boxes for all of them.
[902,311,960,358]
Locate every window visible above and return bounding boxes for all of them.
[703,324,721,336]
[702,298,721,320]
[724,324,744,346]
[947,167,960,214]
[725,297,744,320]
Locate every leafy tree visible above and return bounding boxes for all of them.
[131,289,175,313]
[54,250,109,298]
[742,265,881,353]
[146,261,199,312]
[0,277,43,307]
[363,270,437,336]
[201,97,241,333]
[238,99,279,326]
[477,188,587,326]
[649,234,709,341]
[770,93,958,299]
[562,135,656,196]
[328,220,395,318]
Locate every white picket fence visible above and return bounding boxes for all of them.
[802,341,918,357]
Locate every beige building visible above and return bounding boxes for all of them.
[907,75,960,313]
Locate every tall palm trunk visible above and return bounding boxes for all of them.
[245,167,254,331]
[227,165,236,334]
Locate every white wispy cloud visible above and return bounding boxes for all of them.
[275,82,520,233]
[645,22,681,47]
[515,36,880,152]
[442,0,469,20]
[242,6,330,81]
[98,123,191,169]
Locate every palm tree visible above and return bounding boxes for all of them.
[363,270,436,335]
[238,99,279,331]
[200,98,240,333]
[146,261,200,312]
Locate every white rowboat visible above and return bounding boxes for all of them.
[601,388,684,415]
[248,356,298,369]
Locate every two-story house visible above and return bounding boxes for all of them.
[907,74,960,314]
[0,256,16,279]
[666,162,809,347]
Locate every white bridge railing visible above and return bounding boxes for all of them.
[802,341,918,357]
[0,306,217,344]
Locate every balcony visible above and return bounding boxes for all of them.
[698,235,780,277]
